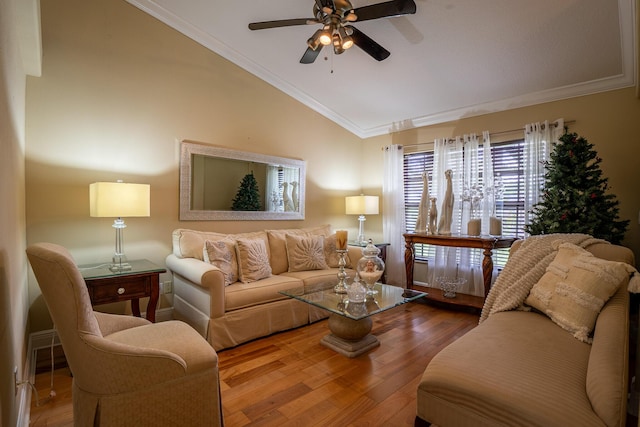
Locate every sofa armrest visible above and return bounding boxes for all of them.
[166,254,223,288]
[586,285,630,427]
[166,254,227,317]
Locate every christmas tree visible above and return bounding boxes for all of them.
[231,172,262,211]
[525,132,628,244]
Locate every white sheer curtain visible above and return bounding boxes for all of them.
[480,131,495,232]
[382,144,406,287]
[523,119,564,229]
[265,166,300,212]
[265,166,281,212]
[428,133,493,296]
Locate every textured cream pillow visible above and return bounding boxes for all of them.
[324,233,353,268]
[525,242,629,343]
[236,238,272,283]
[266,225,331,274]
[203,239,238,286]
[285,234,330,272]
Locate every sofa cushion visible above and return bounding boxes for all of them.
[236,238,272,283]
[224,275,302,311]
[525,242,629,342]
[285,234,329,272]
[324,233,354,268]
[266,225,331,274]
[172,228,268,261]
[280,269,349,293]
[203,239,238,286]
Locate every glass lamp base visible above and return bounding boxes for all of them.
[110,254,132,272]
[110,262,132,272]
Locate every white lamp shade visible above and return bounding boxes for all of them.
[90,182,150,218]
[345,195,379,215]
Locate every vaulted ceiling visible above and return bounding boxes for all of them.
[127,0,637,138]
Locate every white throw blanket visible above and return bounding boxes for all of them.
[480,234,603,323]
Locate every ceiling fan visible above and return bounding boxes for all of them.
[248,0,417,64]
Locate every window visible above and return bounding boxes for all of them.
[404,139,528,267]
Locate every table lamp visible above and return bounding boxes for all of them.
[345,195,379,245]
[90,181,150,272]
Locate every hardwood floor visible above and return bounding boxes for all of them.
[29,301,479,426]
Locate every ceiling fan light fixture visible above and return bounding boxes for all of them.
[332,33,346,54]
[307,29,323,50]
[338,26,354,49]
[319,25,333,45]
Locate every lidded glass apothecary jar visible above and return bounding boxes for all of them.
[347,274,367,303]
[356,239,385,295]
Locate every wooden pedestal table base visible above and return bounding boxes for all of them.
[321,314,380,358]
[280,283,426,358]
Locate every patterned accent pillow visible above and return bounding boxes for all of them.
[323,233,353,268]
[286,234,330,272]
[203,239,238,286]
[266,225,331,274]
[236,238,272,283]
[525,242,630,343]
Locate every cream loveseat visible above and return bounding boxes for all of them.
[166,225,363,350]
[416,234,640,427]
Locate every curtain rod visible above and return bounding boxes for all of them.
[400,119,575,149]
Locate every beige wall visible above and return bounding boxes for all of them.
[0,0,29,424]
[25,0,369,330]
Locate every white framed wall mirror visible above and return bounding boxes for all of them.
[180,141,306,220]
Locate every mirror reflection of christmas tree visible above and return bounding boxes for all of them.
[525,132,628,244]
[231,172,262,211]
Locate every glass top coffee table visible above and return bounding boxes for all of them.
[281,283,426,357]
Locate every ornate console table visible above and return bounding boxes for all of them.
[403,233,517,310]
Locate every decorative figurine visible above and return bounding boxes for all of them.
[438,169,454,235]
[429,197,438,235]
[415,171,429,233]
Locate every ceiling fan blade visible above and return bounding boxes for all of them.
[300,46,323,64]
[346,25,390,61]
[353,0,416,22]
[249,18,317,30]
[315,0,333,9]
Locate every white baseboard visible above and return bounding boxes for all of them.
[16,308,174,426]
[154,307,174,322]
[16,329,57,426]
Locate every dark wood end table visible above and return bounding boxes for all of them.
[79,259,166,322]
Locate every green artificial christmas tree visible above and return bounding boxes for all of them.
[525,132,628,244]
[231,172,262,211]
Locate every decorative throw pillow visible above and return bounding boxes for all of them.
[266,225,331,274]
[324,233,353,268]
[203,238,238,286]
[524,242,630,343]
[236,238,272,283]
[285,234,330,272]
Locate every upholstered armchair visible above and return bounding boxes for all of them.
[27,242,224,427]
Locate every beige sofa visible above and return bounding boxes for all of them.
[166,225,363,350]
[416,235,638,427]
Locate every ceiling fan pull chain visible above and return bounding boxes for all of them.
[330,47,334,73]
